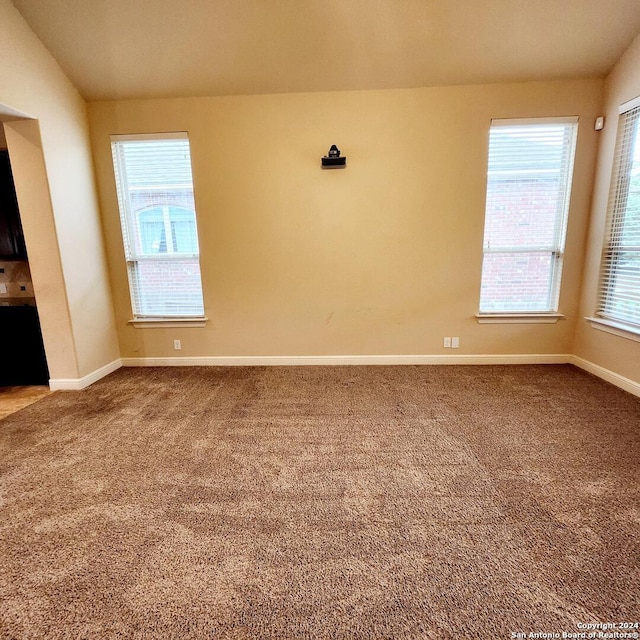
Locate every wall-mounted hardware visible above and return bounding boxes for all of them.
[595,116,605,131]
[321,144,346,169]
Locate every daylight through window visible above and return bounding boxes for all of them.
[479,118,578,314]
[597,99,640,331]
[111,133,204,318]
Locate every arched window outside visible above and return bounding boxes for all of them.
[137,205,198,255]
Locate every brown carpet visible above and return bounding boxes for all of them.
[0,365,639,639]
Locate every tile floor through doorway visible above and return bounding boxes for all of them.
[0,385,51,420]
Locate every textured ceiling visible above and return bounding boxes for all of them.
[11,0,640,101]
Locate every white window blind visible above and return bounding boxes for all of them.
[111,133,204,318]
[597,100,640,330]
[479,117,578,313]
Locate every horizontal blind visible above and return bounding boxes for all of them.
[111,134,205,318]
[597,104,640,328]
[479,118,578,313]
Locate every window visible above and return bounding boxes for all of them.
[596,98,640,332]
[111,133,205,320]
[479,118,578,315]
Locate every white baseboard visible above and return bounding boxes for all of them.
[49,359,122,391]
[121,354,571,367]
[44,354,640,399]
[570,356,640,398]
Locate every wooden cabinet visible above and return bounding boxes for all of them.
[0,150,27,260]
[0,305,49,386]
[0,151,46,386]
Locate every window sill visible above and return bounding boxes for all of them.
[585,317,640,343]
[475,313,564,324]
[128,317,208,329]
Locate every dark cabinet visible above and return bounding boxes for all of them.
[0,150,27,260]
[0,305,49,386]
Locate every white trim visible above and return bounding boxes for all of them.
[49,359,122,391]
[619,95,640,114]
[43,354,640,400]
[121,354,570,367]
[128,317,208,329]
[586,317,640,343]
[476,313,564,324]
[570,356,640,399]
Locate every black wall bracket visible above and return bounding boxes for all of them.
[321,144,346,169]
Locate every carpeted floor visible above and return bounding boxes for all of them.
[0,364,639,639]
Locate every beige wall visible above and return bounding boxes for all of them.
[89,79,602,359]
[1,0,636,386]
[0,0,119,380]
[574,32,640,385]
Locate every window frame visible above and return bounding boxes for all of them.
[592,97,640,338]
[477,116,579,320]
[110,132,206,326]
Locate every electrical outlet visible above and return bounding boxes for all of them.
[0,284,6,294]
[451,337,460,348]
[443,337,451,348]
[173,339,182,350]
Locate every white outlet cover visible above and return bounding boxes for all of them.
[0,283,6,294]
